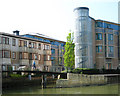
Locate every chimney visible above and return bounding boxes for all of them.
[13,30,19,36]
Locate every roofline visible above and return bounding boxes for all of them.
[96,20,120,26]
[0,32,51,44]
[89,16,95,21]
[22,34,66,43]
[73,7,89,12]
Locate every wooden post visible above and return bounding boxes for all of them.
[41,75,47,88]
[52,74,55,79]
[28,72,31,80]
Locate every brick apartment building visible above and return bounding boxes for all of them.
[74,7,120,69]
[0,31,65,72]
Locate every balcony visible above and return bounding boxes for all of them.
[0,44,11,50]
[19,59,29,66]
[106,53,114,58]
[43,50,51,55]
[44,61,52,66]
[108,41,113,45]
[19,47,29,52]
[51,45,58,49]
[108,54,114,57]
[0,58,11,65]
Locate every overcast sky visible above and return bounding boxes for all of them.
[0,0,119,41]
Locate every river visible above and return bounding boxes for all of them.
[2,84,119,95]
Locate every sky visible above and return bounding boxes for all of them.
[0,0,119,42]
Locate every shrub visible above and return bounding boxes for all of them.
[10,74,26,78]
[72,68,90,73]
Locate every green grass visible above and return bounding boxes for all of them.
[10,74,26,78]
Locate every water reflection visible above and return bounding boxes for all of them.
[3,84,119,94]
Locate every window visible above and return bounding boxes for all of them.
[0,51,2,58]
[96,33,102,40]
[23,52,28,59]
[107,24,111,28]
[2,66,6,71]
[29,42,35,48]
[3,50,10,58]
[19,52,22,59]
[44,55,50,61]
[51,49,55,54]
[12,39,16,46]
[31,42,34,48]
[48,55,50,61]
[96,46,102,53]
[108,34,113,41]
[2,37,6,44]
[96,22,102,27]
[44,55,47,61]
[12,66,15,70]
[2,37,9,44]
[24,41,27,47]
[34,54,38,60]
[108,46,114,53]
[44,66,49,71]
[106,63,112,69]
[105,34,106,45]
[29,42,32,48]
[12,52,16,59]
[29,53,32,60]
[38,54,41,60]
[6,38,9,44]
[34,43,37,48]
[44,45,50,50]
[19,40,23,47]
[38,43,41,49]
[0,37,2,44]
[46,66,49,71]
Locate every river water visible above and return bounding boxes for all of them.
[2,84,119,95]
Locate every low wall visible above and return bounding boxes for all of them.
[56,73,107,88]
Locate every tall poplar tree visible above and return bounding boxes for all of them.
[63,33,75,71]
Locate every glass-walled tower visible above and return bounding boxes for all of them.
[74,7,93,68]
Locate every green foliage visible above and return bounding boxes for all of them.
[7,66,12,71]
[102,65,106,70]
[61,70,67,73]
[72,68,90,73]
[10,74,26,78]
[63,32,75,71]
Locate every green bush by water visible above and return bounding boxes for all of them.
[10,74,26,78]
[72,68,90,73]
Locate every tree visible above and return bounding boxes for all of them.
[63,33,75,72]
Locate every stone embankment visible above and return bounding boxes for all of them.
[56,73,108,88]
[3,76,57,89]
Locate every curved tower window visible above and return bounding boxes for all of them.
[74,7,93,69]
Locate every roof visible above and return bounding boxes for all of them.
[0,32,51,44]
[96,20,120,26]
[74,7,89,12]
[22,33,66,43]
[89,16,95,21]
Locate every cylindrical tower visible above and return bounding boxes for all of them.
[74,7,93,68]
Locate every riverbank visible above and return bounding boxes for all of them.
[2,73,120,95]
[2,76,57,89]
[56,73,120,88]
